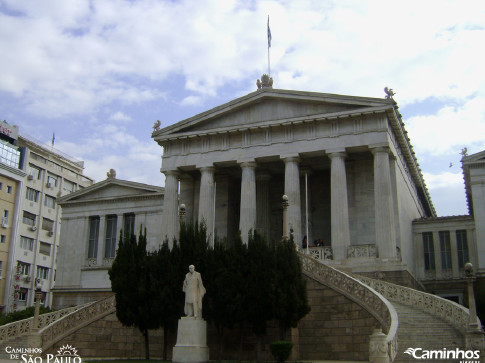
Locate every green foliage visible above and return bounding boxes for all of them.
[270,341,294,363]
[108,229,157,360]
[0,306,52,326]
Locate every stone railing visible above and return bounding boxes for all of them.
[347,244,378,258]
[309,246,333,260]
[40,295,116,350]
[299,253,398,361]
[354,274,475,333]
[0,305,86,343]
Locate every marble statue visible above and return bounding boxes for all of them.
[183,265,206,318]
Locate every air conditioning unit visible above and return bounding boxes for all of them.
[46,182,52,188]
[30,226,37,231]
[24,275,31,282]
[27,175,34,180]
[48,231,54,237]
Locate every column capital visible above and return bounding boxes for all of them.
[163,169,180,177]
[327,151,347,160]
[239,161,258,169]
[370,145,390,155]
[282,156,300,163]
[199,166,215,173]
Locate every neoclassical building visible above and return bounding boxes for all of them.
[152,79,434,282]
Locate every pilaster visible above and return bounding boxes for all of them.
[256,171,271,239]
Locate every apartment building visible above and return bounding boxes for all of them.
[0,120,93,312]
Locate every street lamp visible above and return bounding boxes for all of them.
[32,279,42,332]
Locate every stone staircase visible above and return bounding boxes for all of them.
[392,301,464,363]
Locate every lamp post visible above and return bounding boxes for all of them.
[32,279,42,332]
[282,195,289,241]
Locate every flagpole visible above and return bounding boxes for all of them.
[267,15,271,77]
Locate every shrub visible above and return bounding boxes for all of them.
[270,340,293,363]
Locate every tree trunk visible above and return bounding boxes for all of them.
[144,328,150,360]
[256,335,262,361]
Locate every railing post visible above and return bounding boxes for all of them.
[369,329,390,363]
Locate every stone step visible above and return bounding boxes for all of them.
[391,302,465,363]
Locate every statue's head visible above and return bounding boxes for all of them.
[189,265,195,273]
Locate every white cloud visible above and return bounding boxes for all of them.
[109,111,132,122]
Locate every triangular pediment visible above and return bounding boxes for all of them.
[462,149,485,165]
[153,88,392,140]
[57,179,164,205]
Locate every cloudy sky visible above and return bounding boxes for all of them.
[1,0,484,216]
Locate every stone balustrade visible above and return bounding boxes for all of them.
[299,252,398,361]
[0,305,86,343]
[40,295,116,351]
[309,246,333,260]
[347,244,378,258]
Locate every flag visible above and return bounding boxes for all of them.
[52,132,55,146]
[267,16,272,48]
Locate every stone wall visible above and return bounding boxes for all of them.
[298,275,379,361]
[48,275,381,361]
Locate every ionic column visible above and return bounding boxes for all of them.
[283,157,302,245]
[180,174,195,223]
[450,230,460,279]
[161,170,180,247]
[433,231,443,278]
[198,166,215,243]
[256,171,271,239]
[371,147,397,259]
[328,152,351,260]
[239,162,257,243]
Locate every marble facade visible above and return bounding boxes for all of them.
[152,85,434,275]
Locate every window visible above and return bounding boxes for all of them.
[46,173,58,187]
[456,230,469,269]
[25,187,40,202]
[37,266,49,280]
[104,215,117,258]
[18,288,28,301]
[2,210,8,226]
[7,185,12,193]
[123,213,135,238]
[88,216,100,259]
[22,211,36,226]
[44,195,56,209]
[0,141,21,168]
[439,231,452,270]
[0,261,3,278]
[42,218,54,232]
[1,235,5,243]
[63,179,75,194]
[39,242,51,256]
[422,232,435,271]
[28,164,43,180]
[0,182,2,190]
[17,262,30,275]
[20,236,34,251]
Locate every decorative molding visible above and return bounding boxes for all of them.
[347,244,378,258]
[309,246,333,260]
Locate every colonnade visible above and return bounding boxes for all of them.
[161,147,398,260]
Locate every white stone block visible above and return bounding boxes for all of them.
[172,317,209,363]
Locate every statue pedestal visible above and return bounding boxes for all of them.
[172,317,209,363]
